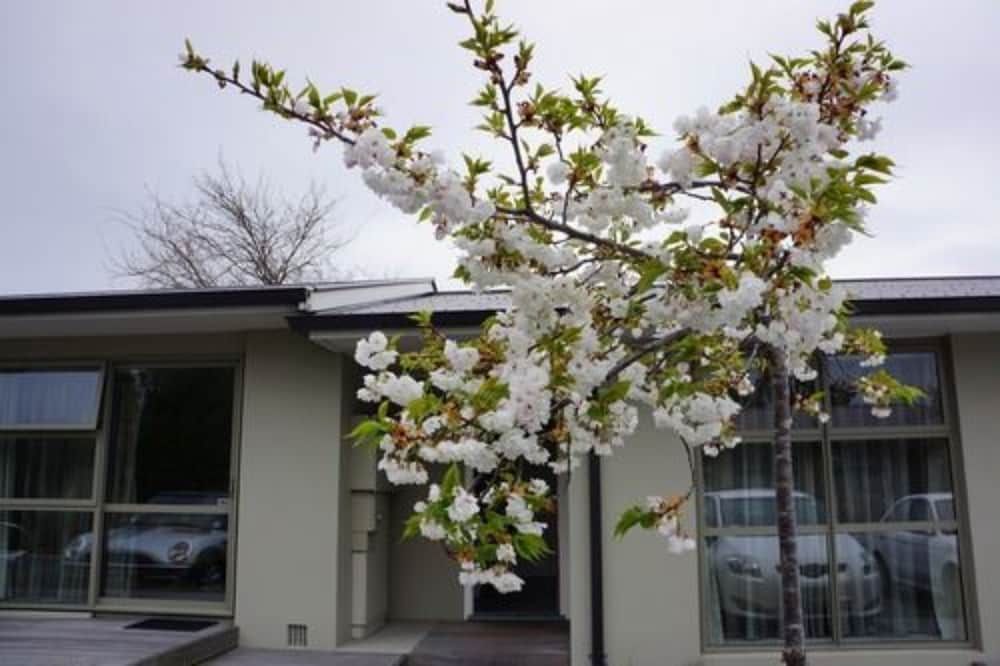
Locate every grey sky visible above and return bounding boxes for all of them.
[1,1,997,295]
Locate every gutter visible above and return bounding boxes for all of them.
[286,309,500,334]
[851,296,1000,316]
[288,296,1000,336]
[0,286,310,316]
[589,452,608,666]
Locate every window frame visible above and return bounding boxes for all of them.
[0,363,106,431]
[0,356,243,618]
[697,337,979,653]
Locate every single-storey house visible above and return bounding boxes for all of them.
[0,275,998,666]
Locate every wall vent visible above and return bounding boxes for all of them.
[287,623,308,647]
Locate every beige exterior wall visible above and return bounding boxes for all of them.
[0,332,244,360]
[387,483,465,621]
[4,325,998,664]
[235,330,348,649]
[949,333,1000,657]
[579,416,701,666]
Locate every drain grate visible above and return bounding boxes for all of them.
[125,618,217,632]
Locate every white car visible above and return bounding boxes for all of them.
[873,492,957,594]
[872,492,964,639]
[706,489,881,635]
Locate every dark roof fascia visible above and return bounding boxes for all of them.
[851,296,1000,316]
[290,295,1000,335]
[0,286,310,316]
[287,309,499,334]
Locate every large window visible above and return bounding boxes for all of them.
[0,362,237,612]
[700,345,970,648]
[0,367,102,607]
[102,366,235,604]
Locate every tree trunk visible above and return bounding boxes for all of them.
[770,346,807,666]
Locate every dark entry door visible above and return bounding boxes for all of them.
[473,466,560,618]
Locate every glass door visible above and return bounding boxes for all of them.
[97,365,237,609]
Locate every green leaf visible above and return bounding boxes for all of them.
[600,380,631,405]
[348,418,387,448]
[635,259,667,294]
[441,463,462,496]
[614,506,647,539]
[849,0,875,17]
[513,533,551,562]
[404,125,433,144]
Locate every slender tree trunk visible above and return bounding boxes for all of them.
[770,346,807,666]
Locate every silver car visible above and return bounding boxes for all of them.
[63,494,228,592]
[706,489,881,635]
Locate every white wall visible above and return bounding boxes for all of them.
[235,330,347,650]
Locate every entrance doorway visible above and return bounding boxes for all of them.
[472,466,560,618]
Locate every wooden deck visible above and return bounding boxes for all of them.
[0,615,237,666]
[0,617,568,666]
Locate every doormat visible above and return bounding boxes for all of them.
[125,618,217,632]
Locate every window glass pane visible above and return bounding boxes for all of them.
[886,500,911,523]
[733,372,817,432]
[0,510,92,604]
[0,438,94,499]
[0,368,102,428]
[841,531,966,641]
[705,535,831,644]
[832,438,954,524]
[935,499,955,522]
[106,367,234,506]
[703,441,826,527]
[826,352,943,428]
[100,512,227,602]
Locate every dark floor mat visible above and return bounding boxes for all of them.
[125,618,217,632]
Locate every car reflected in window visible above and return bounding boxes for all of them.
[867,493,965,640]
[705,490,880,641]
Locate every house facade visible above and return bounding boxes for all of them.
[0,277,998,665]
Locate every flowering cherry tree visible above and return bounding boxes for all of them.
[184,2,915,663]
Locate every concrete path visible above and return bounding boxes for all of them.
[207,648,403,665]
[407,620,569,666]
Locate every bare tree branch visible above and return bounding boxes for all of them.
[111,160,352,288]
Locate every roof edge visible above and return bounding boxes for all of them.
[0,286,310,316]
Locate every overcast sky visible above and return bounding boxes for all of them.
[1,1,998,295]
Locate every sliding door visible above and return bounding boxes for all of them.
[98,365,237,611]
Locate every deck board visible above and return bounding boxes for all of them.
[0,616,237,666]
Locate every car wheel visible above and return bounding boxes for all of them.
[195,558,225,591]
